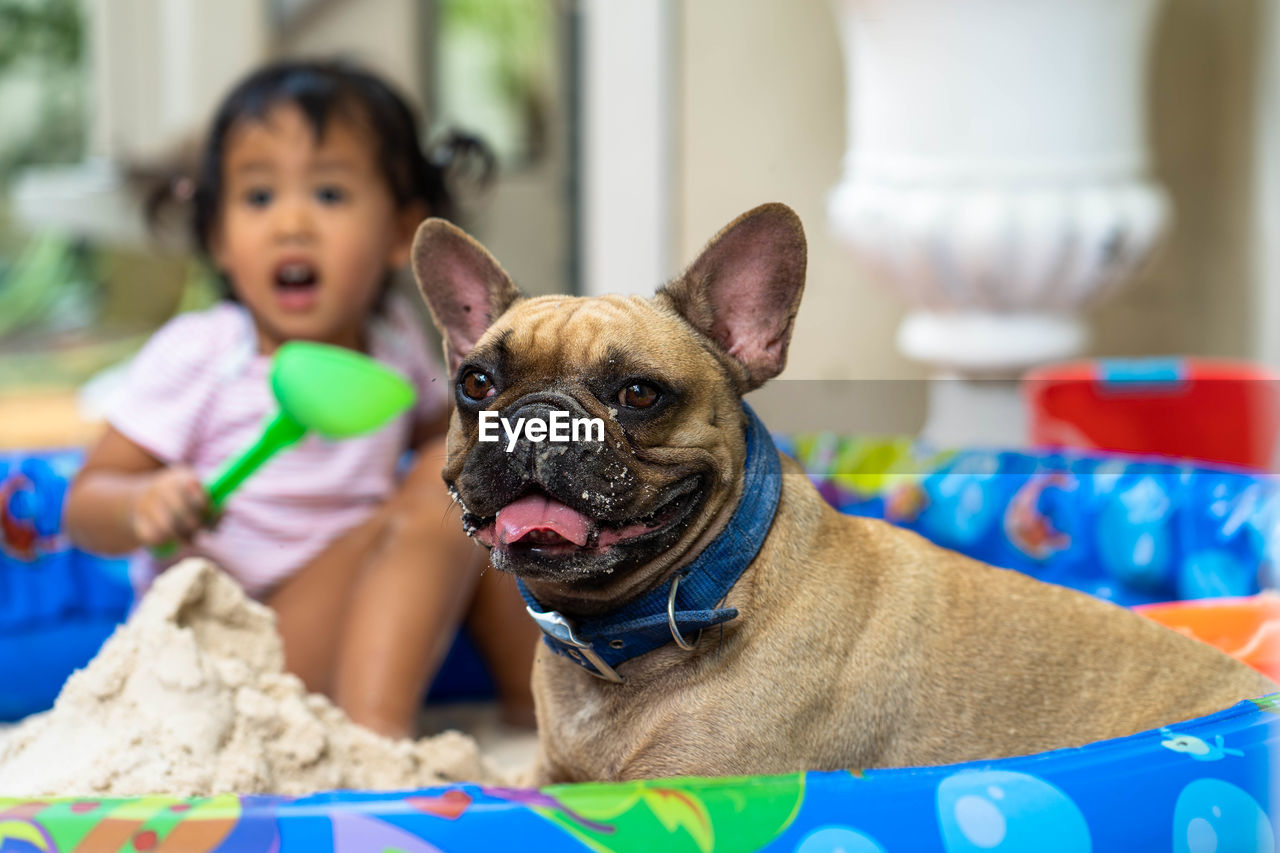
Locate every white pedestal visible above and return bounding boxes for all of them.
[919,377,1027,450]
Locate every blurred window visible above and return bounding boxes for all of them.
[0,0,203,393]
[436,0,557,170]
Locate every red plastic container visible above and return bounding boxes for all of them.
[1025,358,1280,470]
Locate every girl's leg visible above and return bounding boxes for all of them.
[266,510,389,696]
[329,446,485,738]
[267,438,485,738]
[268,437,540,738]
[464,567,540,728]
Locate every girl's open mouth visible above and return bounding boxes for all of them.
[273,260,321,311]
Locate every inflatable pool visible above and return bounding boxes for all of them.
[0,693,1275,851]
[0,450,131,720]
[3,440,1277,850]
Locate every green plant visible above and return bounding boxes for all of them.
[0,0,81,71]
[0,0,86,181]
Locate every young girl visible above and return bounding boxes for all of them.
[65,60,537,739]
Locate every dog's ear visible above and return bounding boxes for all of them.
[412,218,522,375]
[658,203,806,392]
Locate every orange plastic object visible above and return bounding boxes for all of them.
[1136,592,1280,683]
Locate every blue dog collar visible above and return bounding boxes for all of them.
[517,402,782,682]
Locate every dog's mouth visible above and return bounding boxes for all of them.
[463,477,703,558]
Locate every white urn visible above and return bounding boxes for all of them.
[828,0,1171,375]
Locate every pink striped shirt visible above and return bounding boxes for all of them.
[109,298,448,598]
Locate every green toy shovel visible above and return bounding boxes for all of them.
[154,341,415,555]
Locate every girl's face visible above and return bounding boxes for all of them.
[212,103,421,354]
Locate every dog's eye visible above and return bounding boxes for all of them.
[619,382,660,409]
[460,369,496,401]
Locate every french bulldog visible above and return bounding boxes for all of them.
[411,203,1276,784]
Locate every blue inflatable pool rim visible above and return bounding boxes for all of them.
[1,694,1275,851]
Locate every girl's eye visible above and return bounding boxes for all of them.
[244,187,273,208]
[619,382,660,409]
[315,185,347,204]
[460,369,496,402]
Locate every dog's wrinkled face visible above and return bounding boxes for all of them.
[443,296,739,585]
[412,204,806,606]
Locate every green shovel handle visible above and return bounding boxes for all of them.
[151,409,307,558]
[206,409,307,509]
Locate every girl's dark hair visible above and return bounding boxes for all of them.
[178,58,492,266]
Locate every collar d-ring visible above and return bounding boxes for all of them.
[667,574,700,651]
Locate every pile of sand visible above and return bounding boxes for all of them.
[0,559,502,797]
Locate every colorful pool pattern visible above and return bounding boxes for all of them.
[0,695,1275,851]
[778,434,1280,606]
[0,451,132,720]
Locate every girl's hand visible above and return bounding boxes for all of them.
[130,466,209,547]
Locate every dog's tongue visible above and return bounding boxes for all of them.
[496,493,592,547]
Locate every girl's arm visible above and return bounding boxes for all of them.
[64,426,208,554]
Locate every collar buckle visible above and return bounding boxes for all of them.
[526,606,625,683]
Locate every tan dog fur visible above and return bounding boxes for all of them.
[412,203,1276,785]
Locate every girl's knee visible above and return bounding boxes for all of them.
[377,480,476,563]
[388,479,458,533]
[400,440,452,491]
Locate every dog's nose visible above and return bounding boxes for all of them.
[504,391,594,425]
[503,393,596,474]
[496,393,636,510]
